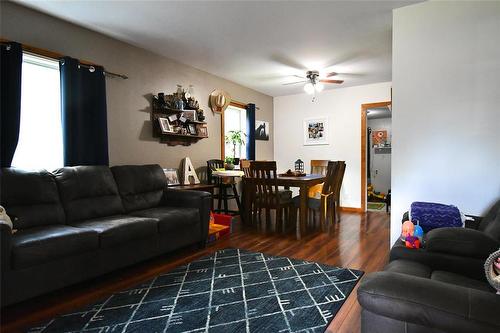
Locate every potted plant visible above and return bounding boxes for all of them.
[224,157,235,170]
[225,130,246,169]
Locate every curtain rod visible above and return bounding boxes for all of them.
[0,39,128,80]
[230,100,260,111]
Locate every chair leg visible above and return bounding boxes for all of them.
[336,198,340,222]
[223,186,229,214]
[320,201,325,232]
[332,198,337,224]
[232,184,242,215]
[217,184,223,212]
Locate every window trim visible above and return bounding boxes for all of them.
[221,101,247,160]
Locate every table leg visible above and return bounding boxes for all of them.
[298,185,308,240]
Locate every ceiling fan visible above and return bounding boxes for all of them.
[283,70,344,94]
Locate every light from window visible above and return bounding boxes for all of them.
[11,53,63,170]
[224,106,247,159]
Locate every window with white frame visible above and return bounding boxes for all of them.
[11,53,63,170]
[224,105,247,160]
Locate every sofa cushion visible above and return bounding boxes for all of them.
[129,206,199,234]
[54,166,124,223]
[111,164,167,212]
[11,225,99,269]
[0,168,66,229]
[71,215,158,248]
[431,270,493,292]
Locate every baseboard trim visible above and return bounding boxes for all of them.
[339,206,364,214]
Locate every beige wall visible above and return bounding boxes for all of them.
[0,2,274,174]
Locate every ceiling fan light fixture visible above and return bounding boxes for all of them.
[315,82,324,92]
[304,82,315,94]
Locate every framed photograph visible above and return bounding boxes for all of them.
[187,123,197,135]
[167,114,178,123]
[304,117,329,145]
[182,110,197,122]
[255,120,269,141]
[158,117,173,133]
[163,168,180,186]
[197,126,209,137]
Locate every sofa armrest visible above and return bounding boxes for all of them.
[425,227,499,259]
[0,220,12,271]
[358,272,500,333]
[163,189,211,242]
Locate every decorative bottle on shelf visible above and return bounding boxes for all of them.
[175,85,184,110]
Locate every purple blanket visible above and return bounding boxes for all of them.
[410,201,463,232]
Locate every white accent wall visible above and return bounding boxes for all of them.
[391,1,500,245]
[274,82,392,208]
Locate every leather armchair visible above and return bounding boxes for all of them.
[358,271,500,333]
[391,198,500,280]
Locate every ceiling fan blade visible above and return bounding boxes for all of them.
[325,72,338,77]
[293,74,306,79]
[320,79,344,84]
[282,80,307,86]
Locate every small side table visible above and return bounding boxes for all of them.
[169,184,216,210]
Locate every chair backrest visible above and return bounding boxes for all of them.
[479,198,500,241]
[240,159,252,177]
[250,161,280,207]
[311,160,329,176]
[207,159,224,185]
[332,161,346,199]
[321,161,339,195]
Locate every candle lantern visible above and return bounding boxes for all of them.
[295,159,304,173]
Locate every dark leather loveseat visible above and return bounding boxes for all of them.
[0,164,210,306]
[358,199,500,333]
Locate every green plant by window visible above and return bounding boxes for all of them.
[225,130,246,160]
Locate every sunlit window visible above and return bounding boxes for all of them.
[11,53,63,170]
[224,105,247,159]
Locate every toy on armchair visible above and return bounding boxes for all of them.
[401,220,423,249]
[485,249,500,295]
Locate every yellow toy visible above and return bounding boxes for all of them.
[367,184,386,201]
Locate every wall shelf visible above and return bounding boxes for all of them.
[151,92,208,146]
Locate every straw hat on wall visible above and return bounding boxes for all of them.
[209,89,231,113]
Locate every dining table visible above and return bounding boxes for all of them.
[242,173,326,240]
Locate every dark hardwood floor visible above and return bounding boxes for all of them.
[1,210,390,333]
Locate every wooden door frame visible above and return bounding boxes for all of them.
[360,101,392,212]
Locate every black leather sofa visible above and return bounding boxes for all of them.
[0,164,210,306]
[358,199,500,333]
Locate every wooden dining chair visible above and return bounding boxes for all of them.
[331,161,346,223]
[250,161,293,232]
[239,159,253,224]
[310,160,329,176]
[240,159,252,177]
[293,161,339,231]
[207,159,241,215]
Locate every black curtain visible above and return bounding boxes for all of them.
[0,42,22,167]
[246,103,256,160]
[60,56,109,166]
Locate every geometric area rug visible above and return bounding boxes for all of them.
[27,248,363,333]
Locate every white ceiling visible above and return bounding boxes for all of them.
[15,0,421,97]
